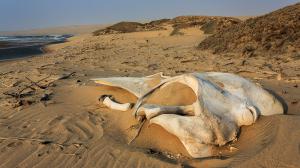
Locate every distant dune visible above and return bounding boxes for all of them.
[0,24,109,36]
[93,16,243,36]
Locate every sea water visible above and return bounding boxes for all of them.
[0,35,72,60]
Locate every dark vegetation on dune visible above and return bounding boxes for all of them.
[170,16,241,35]
[93,16,240,36]
[198,3,300,56]
[93,19,170,36]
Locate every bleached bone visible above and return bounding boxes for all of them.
[137,104,194,119]
[99,95,132,111]
[92,72,169,97]
[99,97,194,119]
[92,72,284,158]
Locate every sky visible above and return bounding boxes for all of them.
[0,0,298,31]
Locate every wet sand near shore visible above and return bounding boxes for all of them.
[0,45,44,60]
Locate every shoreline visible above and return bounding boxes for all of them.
[0,37,70,62]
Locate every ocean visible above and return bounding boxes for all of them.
[0,35,72,61]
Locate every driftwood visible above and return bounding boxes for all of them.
[57,72,76,80]
[0,71,13,76]
[25,77,48,89]
[17,75,51,99]
[3,75,51,100]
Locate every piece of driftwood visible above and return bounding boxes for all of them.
[57,72,76,80]
[25,77,48,89]
[17,75,51,99]
[0,71,13,76]
[3,75,51,100]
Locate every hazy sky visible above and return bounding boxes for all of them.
[0,0,298,31]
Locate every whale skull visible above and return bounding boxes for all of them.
[92,72,283,158]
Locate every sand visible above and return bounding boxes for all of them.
[0,26,299,167]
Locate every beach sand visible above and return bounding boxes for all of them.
[0,26,299,167]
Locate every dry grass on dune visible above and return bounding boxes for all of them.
[198,3,300,57]
[170,16,241,35]
[93,19,170,36]
[93,16,241,36]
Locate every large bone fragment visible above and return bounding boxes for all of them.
[92,72,284,158]
[100,95,132,111]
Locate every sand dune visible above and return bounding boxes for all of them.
[199,3,300,55]
[93,16,241,36]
